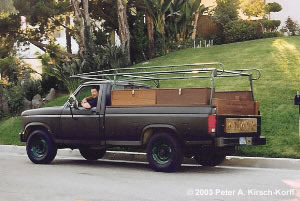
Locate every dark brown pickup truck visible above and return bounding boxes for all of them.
[20,63,266,172]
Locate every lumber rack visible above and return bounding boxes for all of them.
[71,62,261,104]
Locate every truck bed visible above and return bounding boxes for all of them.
[104,106,214,142]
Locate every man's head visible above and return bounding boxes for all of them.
[90,86,99,98]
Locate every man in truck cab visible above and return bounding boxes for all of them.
[81,85,99,109]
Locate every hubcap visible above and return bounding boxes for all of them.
[152,143,172,165]
[30,135,47,158]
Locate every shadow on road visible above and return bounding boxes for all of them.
[51,158,242,174]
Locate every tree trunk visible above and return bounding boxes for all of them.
[65,15,72,54]
[71,0,85,57]
[191,7,200,40]
[146,9,155,58]
[117,0,131,64]
[82,0,91,28]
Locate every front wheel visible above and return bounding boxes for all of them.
[147,132,183,172]
[26,130,57,164]
[79,148,106,161]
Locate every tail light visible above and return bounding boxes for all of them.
[208,115,216,134]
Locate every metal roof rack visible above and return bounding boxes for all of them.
[71,62,261,104]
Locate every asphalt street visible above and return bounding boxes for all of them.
[0,152,299,201]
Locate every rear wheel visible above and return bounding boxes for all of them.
[147,132,183,172]
[79,148,106,161]
[26,130,57,164]
[193,153,225,167]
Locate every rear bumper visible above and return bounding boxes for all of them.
[215,136,266,147]
[19,132,26,142]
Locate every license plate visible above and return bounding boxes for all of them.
[239,137,246,145]
[225,118,257,133]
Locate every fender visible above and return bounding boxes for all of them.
[141,124,182,145]
[24,122,54,141]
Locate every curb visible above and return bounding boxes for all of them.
[1,145,300,170]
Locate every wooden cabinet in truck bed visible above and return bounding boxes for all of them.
[111,88,259,116]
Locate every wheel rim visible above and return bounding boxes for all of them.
[152,142,172,165]
[30,135,48,158]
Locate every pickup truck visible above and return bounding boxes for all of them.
[20,64,266,172]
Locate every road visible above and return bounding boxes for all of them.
[0,153,299,201]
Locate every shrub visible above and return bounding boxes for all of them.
[3,84,24,115]
[0,56,19,84]
[224,20,261,43]
[129,10,148,63]
[37,53,67,94]
[41,73,64,95]
[212,0,240,27]
[48,60,83,94]
[284,16,300,36]
[265,2,282,13]
[262,32,280,38]
[263,20,281,32]
[22,79,42,101]
[97,44,128,69]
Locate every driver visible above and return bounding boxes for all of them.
[81,86,99,109]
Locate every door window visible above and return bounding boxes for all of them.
[75,85,100,108]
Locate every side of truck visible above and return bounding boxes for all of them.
[20,63,266,172]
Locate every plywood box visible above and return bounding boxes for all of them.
[156,88,211,105]
[212,98,259,115]
[214,91,253,101]
[111,89,156,106]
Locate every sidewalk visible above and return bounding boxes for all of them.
[1,145,300,170]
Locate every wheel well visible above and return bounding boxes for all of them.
[142,127,183,146]
[25,125,50,141]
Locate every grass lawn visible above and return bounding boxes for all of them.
[0,93,69,146]
[44,93,69,107]
[0,116,24,146]
[132,36,300,158]
[0,36,299,158]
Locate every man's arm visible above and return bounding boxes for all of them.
[81,98,91,109]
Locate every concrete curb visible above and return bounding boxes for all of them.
[1,145,300,170]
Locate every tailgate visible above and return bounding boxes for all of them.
[214,115,266,147]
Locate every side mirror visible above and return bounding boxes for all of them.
[68,95,79,109]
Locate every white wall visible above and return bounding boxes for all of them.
[266,0,300,29]
[17,29,79,59]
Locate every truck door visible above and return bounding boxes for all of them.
[60,84,105,145]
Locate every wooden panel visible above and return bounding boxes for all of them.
[214,91,253,101]
[156,88,211,105]
[212,98,259,115]
[111,89,156,106]
[197,15,219,38]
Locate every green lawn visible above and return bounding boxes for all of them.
[0,116,24,145]
[0,93,69,146]
[1,36,300,158]
[133,36,300,158]
[44,93,69,107]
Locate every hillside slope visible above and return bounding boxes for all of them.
[134,36,300,158]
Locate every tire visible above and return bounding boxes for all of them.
[193,153,225,167]
[79,148,106,161]
[26,129,57,164]
[147,132,183,172]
